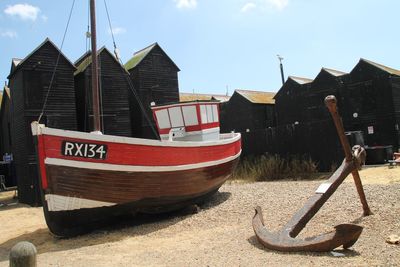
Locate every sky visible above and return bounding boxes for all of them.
[1,0,399,95]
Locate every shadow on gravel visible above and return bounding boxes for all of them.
[0,191,231,262]
[198,191,231,210]
[247,236,361,257]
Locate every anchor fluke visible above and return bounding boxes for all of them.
[253,206,363,252]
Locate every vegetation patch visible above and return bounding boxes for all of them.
[231,154,318,182]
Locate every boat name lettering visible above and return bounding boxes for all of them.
[62,141,107,159]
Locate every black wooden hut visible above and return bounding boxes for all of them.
[220,89,275,155]
[305,68,348,122]
[74,47,133,137]
[125,43,180,138]
[0,85,12,156]
[271,59,400,169]
[221,89,276,132]
[274,76,313,126]
[0,85,16,188]
[7,38,77,205]
[339,58,400,149]
[297,68,350,169]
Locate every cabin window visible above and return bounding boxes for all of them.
[212,105,219,122]
[168,107,184,127]
[155,109,171,129]
[200,104,219,123]
[207,105,213,122]
[200,105,208,123]
[182,106,198,126]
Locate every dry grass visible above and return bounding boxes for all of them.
[231,154,318,182]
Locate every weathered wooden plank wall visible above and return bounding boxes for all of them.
[8,39,77,205]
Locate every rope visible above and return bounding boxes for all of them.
[122,70,161,140]
[38,0,76,123]
[103,0,159,139]
[86,0,90,52]
[103,0,119,60]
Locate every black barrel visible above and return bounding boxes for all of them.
[345,131,365,147]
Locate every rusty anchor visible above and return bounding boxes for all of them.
[252,95,372,252]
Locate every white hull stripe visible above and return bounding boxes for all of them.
[45,150,241,172]
[45,194,115,211]
[32,122,240,148]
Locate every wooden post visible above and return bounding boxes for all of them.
[9,241,37,267]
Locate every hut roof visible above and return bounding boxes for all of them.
[359,58,400,76]
[0,85,10,109]
[74,51,91,66]
[179,93,212,102]
[8,38,76,78]
[235,89,275,104]
[288,76,313,84]
[179,92,230,102]
[11,58,22,68]
[211,95,231,102]
[124,42,180,71]
[322,67,347,77]
[74,47,128,76]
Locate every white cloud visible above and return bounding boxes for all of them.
[1,30,18,38]
[108,27,126,35]
[174,0,197,9]
[241,2,256,13]
[241,0,288,13]
[266,0,288,10]
[4,3,40,21]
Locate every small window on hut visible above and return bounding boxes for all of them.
[168,106,184,127]
[182,106,198,126]
[155,109,171,129]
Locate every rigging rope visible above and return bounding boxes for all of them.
[38,0,76,123]
[103,0,118,60]
[103,0,160,139]
[86,0,90,52]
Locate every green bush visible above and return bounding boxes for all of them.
[231,154,318,182]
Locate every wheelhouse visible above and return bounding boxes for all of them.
[151,101,220,141]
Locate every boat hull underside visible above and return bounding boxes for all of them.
[42,159,238,236]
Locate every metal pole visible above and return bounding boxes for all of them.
[90,0,101,132]
[277,55,285,85]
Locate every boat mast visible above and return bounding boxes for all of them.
[90,0,101,132]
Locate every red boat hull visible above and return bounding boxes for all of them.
[32,122,241,236]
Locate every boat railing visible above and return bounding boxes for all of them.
[220,132,240,140]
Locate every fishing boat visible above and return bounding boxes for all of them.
[31,0,241,237]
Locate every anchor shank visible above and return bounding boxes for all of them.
[325,95,371,216]
[283,160,355,237]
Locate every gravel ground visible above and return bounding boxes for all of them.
[0,166,399,266]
